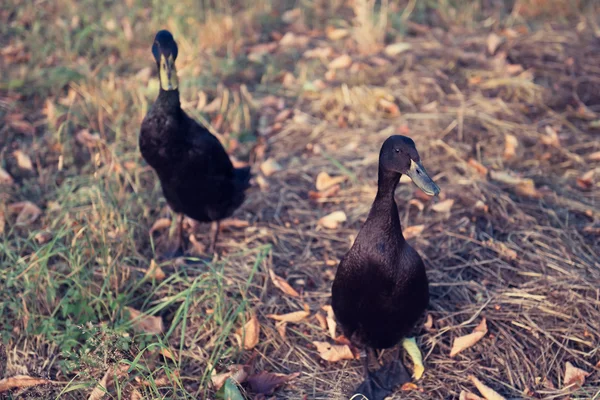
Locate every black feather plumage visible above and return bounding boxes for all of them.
[139,30,251,250]
[331,135,439,399]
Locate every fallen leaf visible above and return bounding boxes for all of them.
[563,362,590,387]
[514,179,541,199]
[404,225,425,240]
[384,42,412,56]
[159,347,176,361]
[269,268,300,297]
[149,218,171,234]
[0,375,51,393]
[315,312,327,330]
[247,371,300,395]
[318,211,347,229]
[469,375,505,400]
[145,259,166,281]
[328,54,352,70]
[220,218,250,230]
[486,33,504,55]
[267,307,310,323]
[76,129,101,146]
[432,199,454,213]
[401,382,418,391]
[309,184,341,200]
[541,126,560,147]
[408,199,424,211]
[316,171,347,191]
[281,8,301,23]
[304,47,333,59]
[260,158,282,176]
[212,364,249,390]
[239,313,260,350]
[423,314,434,331]
[8,201,42,226]
[588,151,600,161]
[378,98,400,116]
[276,321,287,340]
[484,240,517,260]
[0,168,14,185]
[34,231,52,245]
[503,134,518,160]
[13,150,33,171]
[126,307,164,334]
[8,119,35,135]
[322,305,337,339]
[450,318,488,357]
[88,365,129,400]
[468,159,488,176]
[326,27,349,40]
[312,341,355,362]
[576,169,595,190]
[459,391,484,400]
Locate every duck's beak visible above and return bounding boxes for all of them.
[159,53,177,91]
[406,159,440,196]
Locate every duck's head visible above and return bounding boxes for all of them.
[380,135,440,196]
[151,30,179,91]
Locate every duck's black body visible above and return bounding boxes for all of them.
[140,30,251,252]
[331,135,439,399]
[140,89,251,223]
[331,169,429,350]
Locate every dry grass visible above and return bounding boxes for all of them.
[1,0,599,399]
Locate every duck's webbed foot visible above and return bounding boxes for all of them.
[157,213,186,259]
[353,348,411,400]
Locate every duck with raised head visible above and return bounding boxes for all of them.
[331,135,440,400]
[139,30,251,254]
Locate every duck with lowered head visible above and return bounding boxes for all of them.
[332,135,440,399]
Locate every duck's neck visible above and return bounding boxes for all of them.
[155,88,181,113]
[368,166,404,236]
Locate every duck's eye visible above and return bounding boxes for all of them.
[394,148,400,153]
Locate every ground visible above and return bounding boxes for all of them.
[0,0,599,399]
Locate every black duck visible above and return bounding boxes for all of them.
[139,30,251,253]
[331,135,440,399]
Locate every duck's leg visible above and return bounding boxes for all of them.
[208,220,220,253]
[160,213,185,258]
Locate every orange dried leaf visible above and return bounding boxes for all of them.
[404,225,425,240]
[503,134,518,160]
[432,199,454,213]
[126,307,164,334]
[576,169,595,190]
[0,375,51,393]
[0,167,14,185]
[315,312,327,330]
[322,305,337,339]
[276,321,287,340]
[316,171,347,191]
[469,375,505,400]
[144,259,166,281]
[326,27,349,40]
[541,126,560,147]
[450,318,488,357]
[309,184,340,200]
[267,309,310,323]
[13,150,33,171]
[312,341,355,362]
[468,159,488,176]
[486,33,503,55]
[8,120,35,135]
[563,362,589,387]
[423,314,434,331]
[318,211,347,229]
[9,201,42,226]
[384,42,412,56]
[149,218,171,234]
[328,54,352,70]
[459,391,484,400]
[76,129,101,146]
[260,158,282,176]
[401,382,419,391]
[588,151,600,161]
[269,268,300,297]
[159,347,176,361]
[240,313,260,350]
